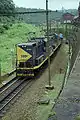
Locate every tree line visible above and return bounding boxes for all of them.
[0,0,15,13]
[0,0,15,23]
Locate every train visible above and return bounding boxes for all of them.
[16,34,61,77]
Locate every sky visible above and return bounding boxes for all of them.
[13,0,80,10]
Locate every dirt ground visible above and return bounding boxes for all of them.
[1,44,68,120]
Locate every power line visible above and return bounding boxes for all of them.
[0,10,53,16]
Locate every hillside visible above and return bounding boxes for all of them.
[16,8,78,25]
[0,23,44,75]
[16,7,63,25]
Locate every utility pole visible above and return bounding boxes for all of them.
[46,0,54,89]
[57,22,59,33]
[68,28,71,62]
[65,20,67,41]
[50,11,51,33]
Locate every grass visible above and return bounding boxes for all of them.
[36,74,65,120]
[0,23,44,75]
[75,115,80,120]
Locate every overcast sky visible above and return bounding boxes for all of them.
[13,0,80,10]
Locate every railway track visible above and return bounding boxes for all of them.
[0,77,18,93]
[0,77,33,117]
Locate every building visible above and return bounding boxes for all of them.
[62,12,74,23]
[72,2,80,25]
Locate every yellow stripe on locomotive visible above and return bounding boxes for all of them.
[17,46,32,63]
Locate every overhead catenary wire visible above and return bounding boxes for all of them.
[0,10,53,16]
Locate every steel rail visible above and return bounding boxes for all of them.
[0,78,33,116]
[0,77,18,93]
[0,77,21,101]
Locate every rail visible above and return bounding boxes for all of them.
[0,77,33,117]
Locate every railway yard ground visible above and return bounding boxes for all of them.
[1,43,69,120]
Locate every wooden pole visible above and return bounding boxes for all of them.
[46,0,52,87]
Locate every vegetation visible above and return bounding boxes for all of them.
[75,115,80,120]
[0,0,15,13]
[0,0,16,24]
[0,23,44,75]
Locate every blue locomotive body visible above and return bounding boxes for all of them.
[16,35,61,76]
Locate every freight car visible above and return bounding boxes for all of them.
[16,34,61,77]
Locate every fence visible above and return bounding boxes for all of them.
[68,25,80,74]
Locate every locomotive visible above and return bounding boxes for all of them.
[16,34,61,77]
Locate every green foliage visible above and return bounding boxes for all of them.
[0,0,15,13]
[48,111,56,118]
[0,25,5,33]
[0,23,44,74]
[2,24,9,30]
[75,115,80,120]
[0,16,15,24]
[0,24,10,34]
[0,0,16,24]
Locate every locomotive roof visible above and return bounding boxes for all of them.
[31,37,45,40]
[18,42,36,46]
[18,37,48,46]
[30,37,45,41]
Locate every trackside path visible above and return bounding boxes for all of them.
[48,50,80,120]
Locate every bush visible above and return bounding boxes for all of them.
[9,23,13,27]
[75,115,80,120]
[0,25,5,33]
[2,24,9,30]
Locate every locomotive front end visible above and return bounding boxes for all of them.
[16,42,36,77]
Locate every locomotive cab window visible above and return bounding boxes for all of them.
[26,46,32,51]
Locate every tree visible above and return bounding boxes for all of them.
[0,0,16,23]
[0,0,15,14]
